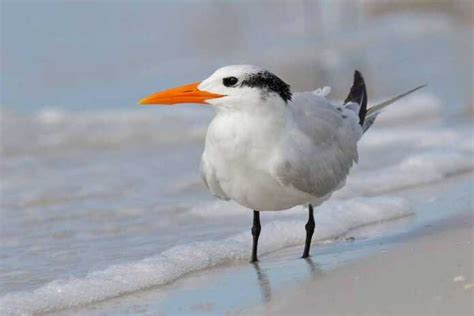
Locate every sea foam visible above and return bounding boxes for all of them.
[0,196,410,315]
[336,149,474,199]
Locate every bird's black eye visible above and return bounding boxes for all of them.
[223,76,238,87]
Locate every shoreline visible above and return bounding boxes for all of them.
[257,211,473,315]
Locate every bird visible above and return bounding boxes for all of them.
[139,65,425,262]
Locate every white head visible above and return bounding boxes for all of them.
[139,65,292,111]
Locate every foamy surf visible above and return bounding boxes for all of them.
[0,196,410,315]
[335,149,474,199]
[0,107,211,156]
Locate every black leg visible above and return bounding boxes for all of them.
[251,210,261,263]
[302,204,315,258]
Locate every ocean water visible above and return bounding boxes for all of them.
[0,91,473,314]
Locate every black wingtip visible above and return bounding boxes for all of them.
[344,70,368,126]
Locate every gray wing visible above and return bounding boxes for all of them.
[271,92,362,198]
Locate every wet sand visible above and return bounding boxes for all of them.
[256,212,473,316]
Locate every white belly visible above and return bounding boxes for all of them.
[211,162,326,211]
[201,111,326,211]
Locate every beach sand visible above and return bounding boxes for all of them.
[255,212,473,316]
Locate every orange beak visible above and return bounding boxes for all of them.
[138,82,224,105]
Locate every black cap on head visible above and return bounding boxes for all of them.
[241,71,292,103]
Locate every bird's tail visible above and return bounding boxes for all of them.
[362,84,427,132]
[344,70,426,133]
[344,70,367,126]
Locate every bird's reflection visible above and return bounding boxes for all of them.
[252,262,272,303]
[251,256,323,305]
[303,256,322,275]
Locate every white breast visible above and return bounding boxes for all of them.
[202,113,317,210]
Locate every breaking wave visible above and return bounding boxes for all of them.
[0,196,410,315]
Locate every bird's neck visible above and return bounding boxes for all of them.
[215,97,288,121]
[211,100,289,150]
